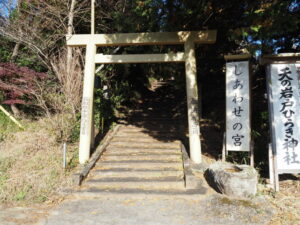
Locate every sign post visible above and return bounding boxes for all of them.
[224,54,253,166]
[263,53,300,191]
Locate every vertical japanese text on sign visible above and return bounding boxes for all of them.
[226,61,251,152]
[269,64,300,171]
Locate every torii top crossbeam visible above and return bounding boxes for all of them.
[66,30,217,47]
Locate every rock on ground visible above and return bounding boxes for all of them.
[205,161,258,198]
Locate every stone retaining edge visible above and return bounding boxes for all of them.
[72,124,121,185]
[180,143,203,189]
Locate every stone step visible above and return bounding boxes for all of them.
[114,133,179,138]
[72,187,206,199]
[118,126,177,132]
[117,126,178,131]
[84,177,185,189]
[121,124,179,130]
[126,118,183,122]
[104,150,181,156]
[91,168,181,172]
[126,125,179,130]
[126,119,182,124]
[115,131,179,140]
[106,146,181,153]
[89,170,184,179]
[111,136,180,143]
[95,161,183,170]
[101,154,182,162]
[126,109,175,114]
[109,141,180,149]
[125,115,178,119]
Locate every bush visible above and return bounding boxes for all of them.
[0,62,47,107]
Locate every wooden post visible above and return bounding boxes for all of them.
[222,132,226,161]
[250,140,254,167]
[268,143,275,188]
[91,0,95,34]
[184,39,202,164]
[274,152,280,191]
[79,43,96,164]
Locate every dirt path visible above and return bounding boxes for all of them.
[34,194,275,225]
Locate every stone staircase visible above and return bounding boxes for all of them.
[73,123,206,198]
[75,122,190,197]
[73,82,206,198]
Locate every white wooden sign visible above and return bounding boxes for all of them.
[268,63,300,173]
[226,61,250,152]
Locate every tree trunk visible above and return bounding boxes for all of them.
[10,42,20,62]
[10,42,22,117]
[67,0,77,74]
[9,1,22,117]
[10,104,21,117]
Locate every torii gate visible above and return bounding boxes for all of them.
[66,0,217,165]
[66,30,217,165]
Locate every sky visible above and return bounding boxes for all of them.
[0,0,17,18]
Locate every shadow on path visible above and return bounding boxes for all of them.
[117,80,223,160]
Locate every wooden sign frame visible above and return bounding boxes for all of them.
[223,54,254,166]
[263,53,300,191]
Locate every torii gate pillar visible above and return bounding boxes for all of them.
[185,39,202,163]
[79,44,96,163]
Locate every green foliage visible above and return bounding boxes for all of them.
[0,36,45,71]
[94,70,134,129]
[96,0,161,33]
[67,150,79,171]
[0,37,14,62]
[69,115,81,143]
[226,152,251,165]
[0,46,11,62]
[14,189,27,201]
[15,48,45,72]
[243,1,300,53]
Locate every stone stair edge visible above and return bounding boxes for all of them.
[91,168,183,172]
[72,124,122,186]
[105,146,181,151]
[86,176,184,183]
[72,187,206,196]
[96,160,183,164]
[87,170,184,179]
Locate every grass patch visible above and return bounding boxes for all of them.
[219,197,258,209]
[0,157,14,173]
[14,185,32,201]
[0,157,14,202]
[0,117,79,206]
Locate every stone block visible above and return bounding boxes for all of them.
[205,161,258,198]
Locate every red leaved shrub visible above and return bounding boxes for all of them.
[0,62,47,105]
